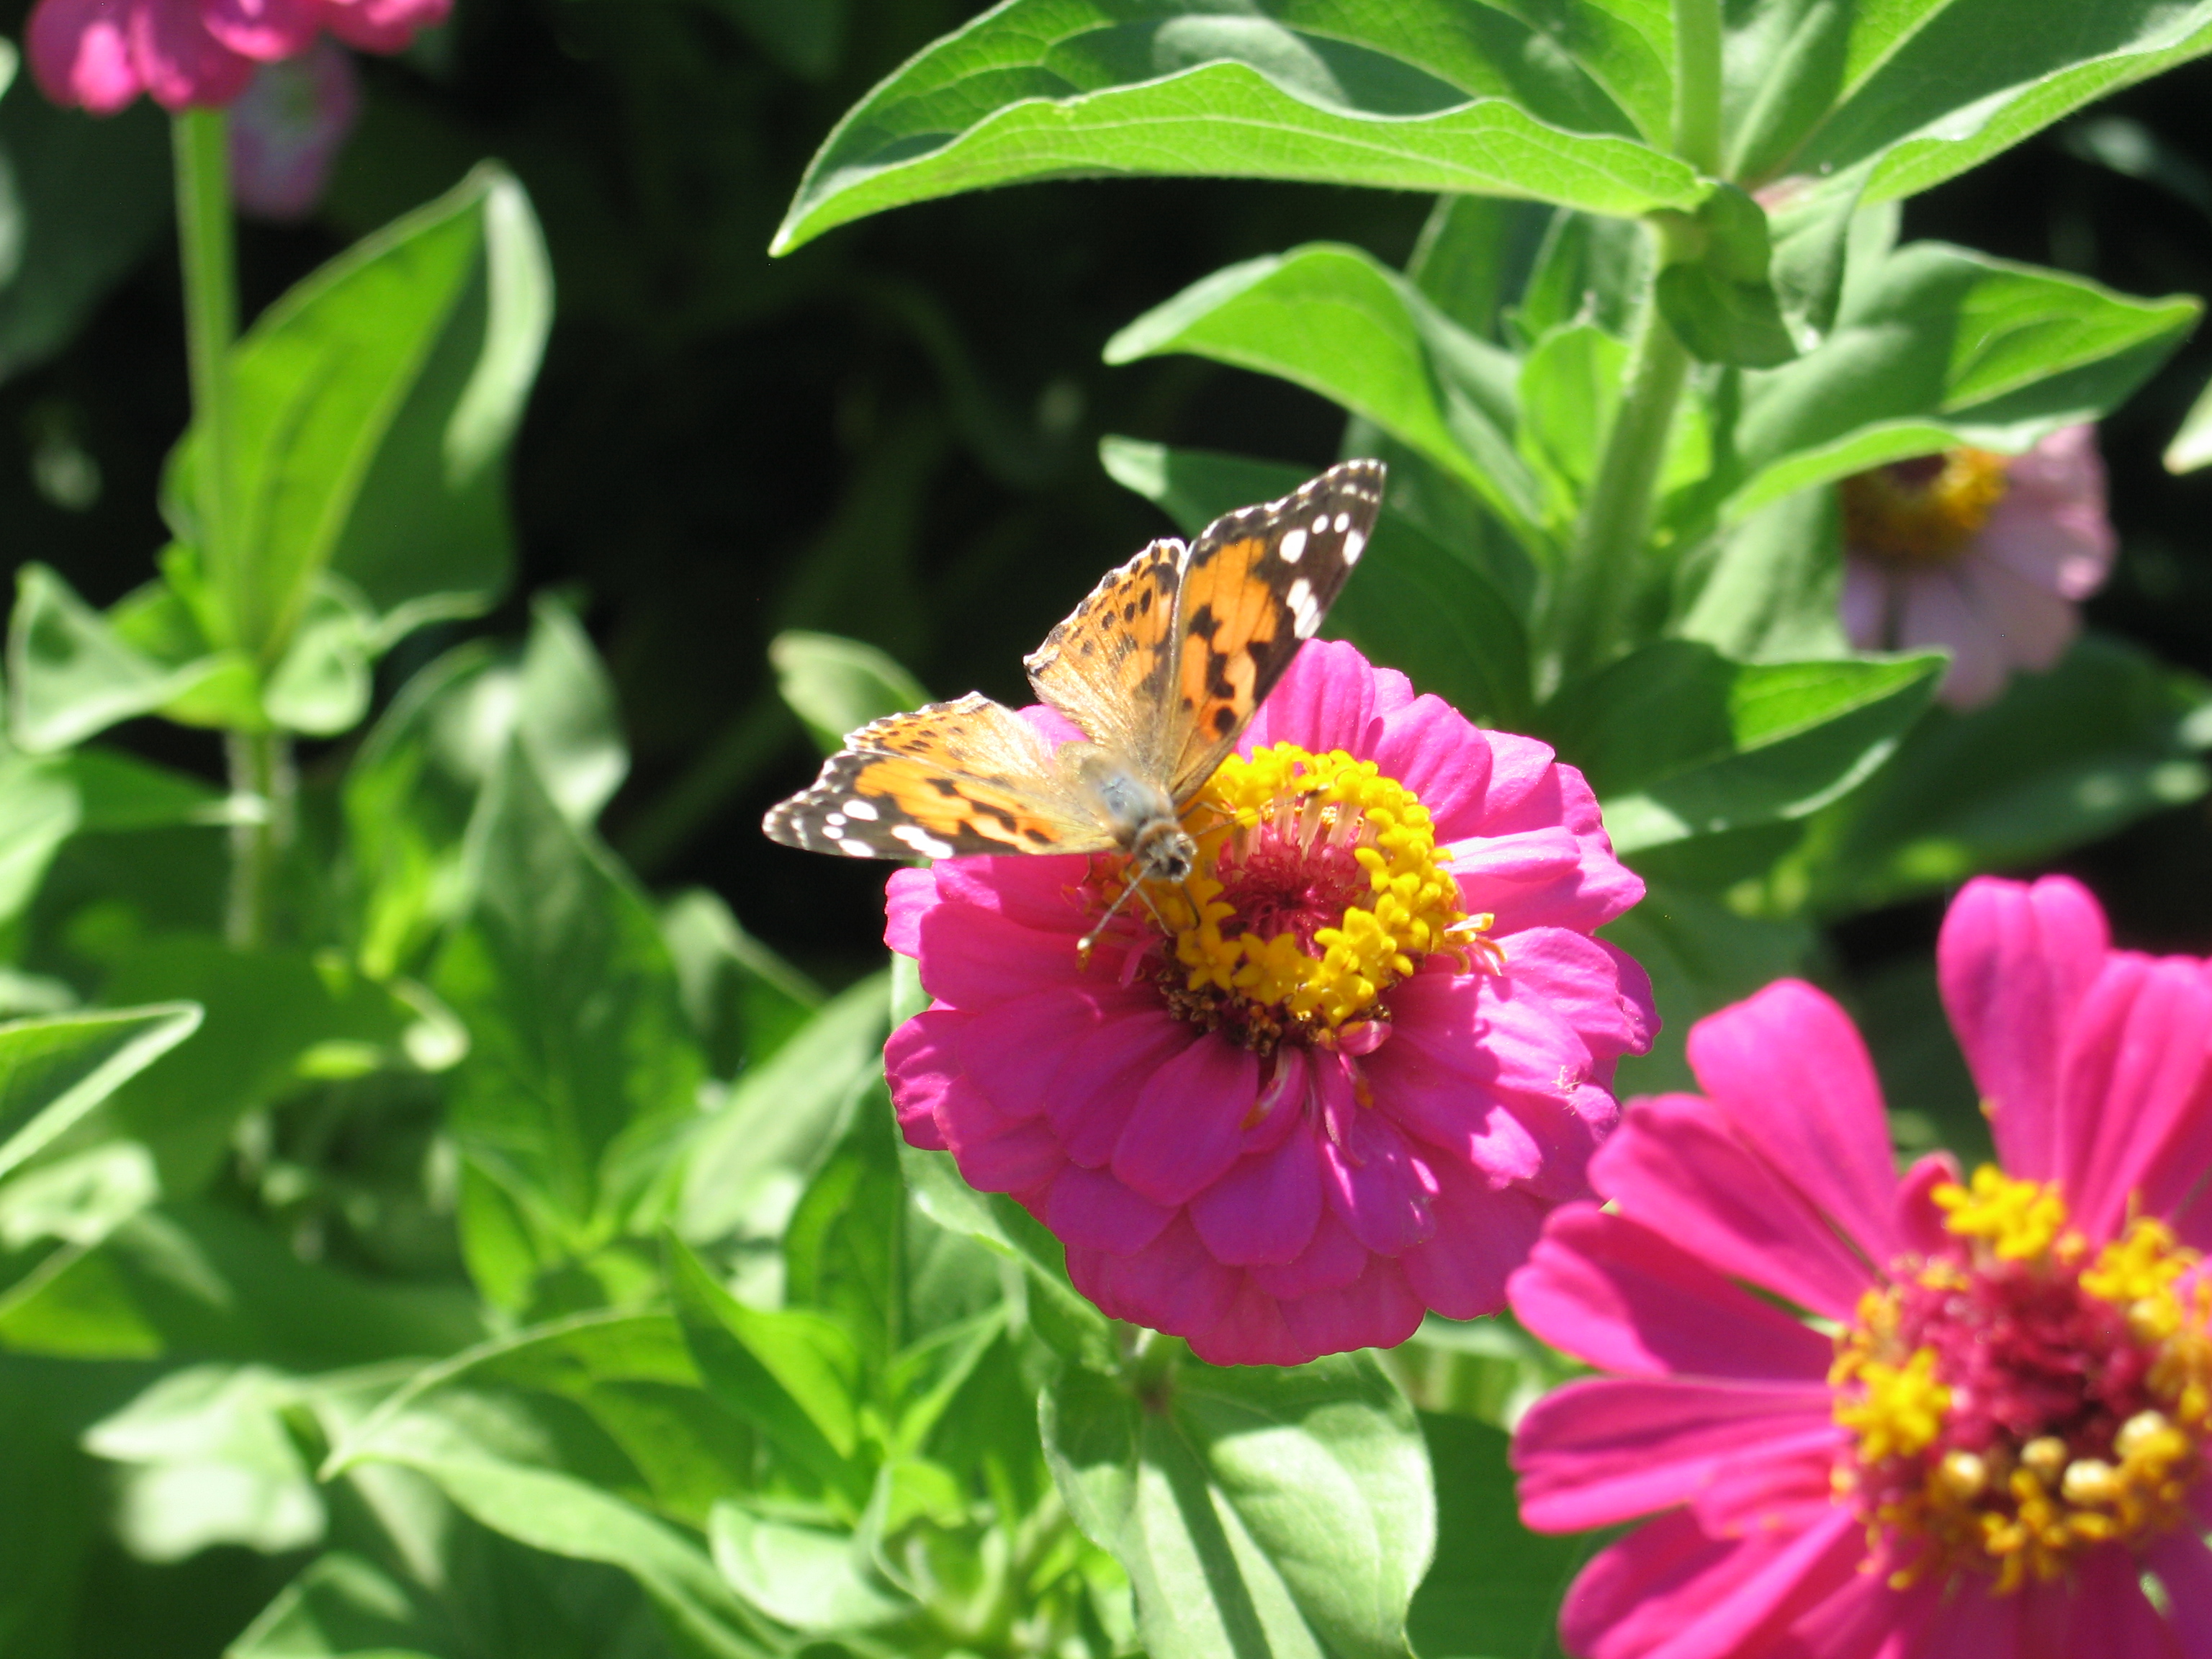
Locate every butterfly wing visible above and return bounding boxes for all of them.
[1020,536,1187,781]
[763,693,1116,860]
[1161,459,1385,799]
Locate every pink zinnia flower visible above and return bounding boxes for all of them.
[1840,426,2117,711]
[228,39,359,219]
[1509,873,2212,1658]
[30,0,447,114]
[886,639,1656,1367]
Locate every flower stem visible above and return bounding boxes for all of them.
[172,108,241,636]
[1542,0,1723,689]
[1545,279,1692,687]
[174,110,291,948]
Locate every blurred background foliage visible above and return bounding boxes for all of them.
[7,1,2212,1651]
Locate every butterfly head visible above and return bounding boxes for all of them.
[1129,818,1196,884]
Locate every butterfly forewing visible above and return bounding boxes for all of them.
[1163,459,1385,798]
[762,693,1116,861]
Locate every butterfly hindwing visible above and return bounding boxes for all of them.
[762,693,1117,861]
[1021,536,1186,781]
[1163,459,1385,798]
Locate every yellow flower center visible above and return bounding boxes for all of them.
[1107,743,1483,1051]
[1840,448,2010,565]
[1831,1167,2212,1594]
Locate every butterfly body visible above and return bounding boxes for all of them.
[763,459,1385,868]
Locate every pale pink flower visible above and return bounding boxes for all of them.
[1840,426,2117,711]
[228,39,358,219]
[886,639,1655,1366]
[30,0,446,114]
[1509,875,2212,1658]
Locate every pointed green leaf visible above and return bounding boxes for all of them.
[773,2,1703,255]
[770,631,930,755]
[1043,1352,1432,1659]
[0,1003,200,1184]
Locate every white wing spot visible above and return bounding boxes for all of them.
[840,837,875,857]
[892,823,956,860]
[1277,527,1308,565]
[1333,511,1352,532]
[825,814,846,830]
[1310,514,1329,535]
[1286,576,1320,638]
[842,798,879,821]
[1342,529,1366,565]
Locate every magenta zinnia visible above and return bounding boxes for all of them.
[886,639,1656,1366]
[30,0,446,114]
[1509,875,2212,1657]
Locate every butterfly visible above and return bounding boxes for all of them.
[763,459,1386,903]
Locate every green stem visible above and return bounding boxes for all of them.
[1546,279,1693,684]
[172,109,242,639]
[226,731,295,950]
[1671,0,1725,176]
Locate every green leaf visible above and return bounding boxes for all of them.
[228,1552,449,1659]
[1653,184,1797,368]
[84,1364,325,1561]
[660,888,823,1079]
[1043,1352,1433,1659]
[1406,1412,1586,1659]
[1507,208,1647,347]
[708,1503,914,1632]
[1405,193,1553,343]
[1730,243,2198,518]
[1099,438,1532,725]
[98,940,441,1196]
[783,1087,906,1370]
[665,1231,866,1499]
[773,3,1704,256]
[1517,323,1627,508]
[0,1003,200,1185]
[0,745,216,936]
[1787,2,2212,206]
[769,630,930,755]
[1792,635,2212,916]
[168,163,550,659]
[1543,642,1944,854]
[676,971,886,1246]
[1106,244,1545,548]
[318,1388,768,1659]
[2166,365,2212,473]
[434,745,704,1281]
[1599,880,1815,1094]
[1672,482,1850,663]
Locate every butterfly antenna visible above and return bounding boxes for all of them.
[1077,878,1145,963]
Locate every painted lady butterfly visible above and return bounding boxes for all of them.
[763,459,1385,888]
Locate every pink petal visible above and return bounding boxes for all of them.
[1044,1163,1176,1254]
[1189,1279,1305,1367]
[956,983,1154,1120]
[1320,1105,1438,1255]
[1109,1035,1259,1207]
[1277,1254,1424,1360]
[1509,1207,1834,1382]
[1188,1123,1323,1266]
[912,897,1085,1005]
[925,853,1094,935]
[1897,565,2008,711]
[883,866,934,958]
[948,1116,1064,1193]
[1239,637,1408,755]
[1684,979,1903,1268]
[884,1010,965,1150]
[1895,1150,1964,1257]
[1398,1161,1548,1318]
[321,0,449,52]
[1513,1374,1836,1532]
[2038,1547,2185,1659]
[1840,555,1892,652]
[1978,490,2114,601]
[27,0,144,112]
[2147,1530,2212,1659]
[1959,552,2078,675]
[130,0,256,108]
[2056,953,2212,1244]
[1066,1213,1239,1337]
[1591,1093,1877,1319]
[1248,1206,1370,1298]
[1042,1005,1199,1168]
[1498,925,1658,1073]
[199,0,318,58]
[1367,693,1496,837]
[1938,874,2108,1182]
